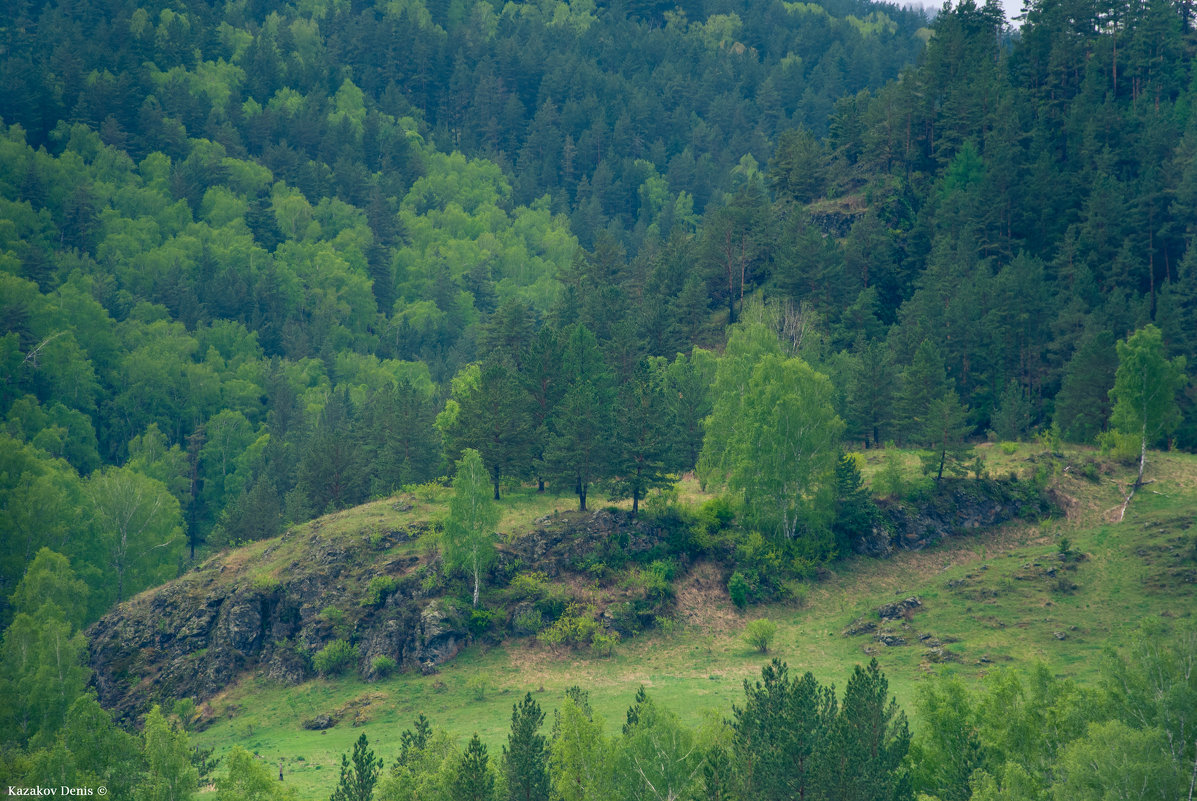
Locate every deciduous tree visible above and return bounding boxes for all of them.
[443,449,500,608]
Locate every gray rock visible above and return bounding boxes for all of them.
[877,597,921,621]
[302,714,335,730]
[875,633,907,647]
[843,619,877,637]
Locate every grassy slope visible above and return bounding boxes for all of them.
[190,445,1196,798]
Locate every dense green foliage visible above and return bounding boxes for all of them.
[3,0,1197,792]
[4,0,1197,635]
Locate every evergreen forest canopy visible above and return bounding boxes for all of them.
[3,0,1197,623]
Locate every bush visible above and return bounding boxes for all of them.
[590,631,620,657]
[507,571,551,600]
[1098,430,1139,463]
[318,606,350,638]
[361,575,398,607]
[536,603,600,651]
[313,640,358,676]
[874,446,907,499]
[466,675,490,700]
[468,608,495,636]
[619,562,674,603]
[513,607,545,634]
[370,655,397,678]
[701,496,737,528]
[728,571,751,610]
[743,619,778,653]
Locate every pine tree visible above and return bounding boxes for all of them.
[545,325,615,511]
[990,379,1034,441]
[519,326,566,493]
[920,391,974,482]
[1054,330,1118,443]
[817,659,912,801]
[453,734,495,801]
[893,340,952,445]
[330,733,382,801]
[610,358,673,515]
[732,659,831,801]
[443,356,536,500]
[503,694,549,801]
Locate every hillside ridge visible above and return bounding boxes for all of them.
[87,474,1051,722]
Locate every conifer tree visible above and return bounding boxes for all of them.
[732,659,830,801]
[610,358,673,515]
[546,325,615,511]
[920,391,974,481]
[1054,331,1118,443]
[330,733,382,801]
[442,356,536,500]
[503,694,549,801]
[818,659,912,801]
[893,340,952,445]
[452,735,495,801]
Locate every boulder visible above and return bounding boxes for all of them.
[877,597,921,621]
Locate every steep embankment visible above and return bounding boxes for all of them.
[88,468,1052,724]
[87,495,691,722]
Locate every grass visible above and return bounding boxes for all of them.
[188,444,1196,799]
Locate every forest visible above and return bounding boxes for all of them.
[1,0,1196,795]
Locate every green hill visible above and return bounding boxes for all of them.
[166,443,1195,799]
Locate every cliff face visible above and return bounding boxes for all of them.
[86,520,458,722]
[85,508,674,723]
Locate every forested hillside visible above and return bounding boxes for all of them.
[0,0,932,624]
[2,0,1197,795]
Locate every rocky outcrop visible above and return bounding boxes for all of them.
[87,522,451,723]
[506,509,669,576]
[87,509,673,723]
[852,478,1054,557]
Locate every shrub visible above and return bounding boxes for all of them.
[536,603,600,651]
[642,484,682,520]
[405,480,450,503]
[468,608,494,636]
[1098,430,1139,464]
[1057,537,1076,561]
[728,571,751,610]
[513,607,544,634]
[507,571,551,601]
[466,675,490,700]
[361,576,398,607]
[370,655,397,678]
[619,562,674,603]
[874,446,906,499]
[590,631,620,657]
[743,619,777,653]
[313,640,358,676]
[319,606,350,638]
